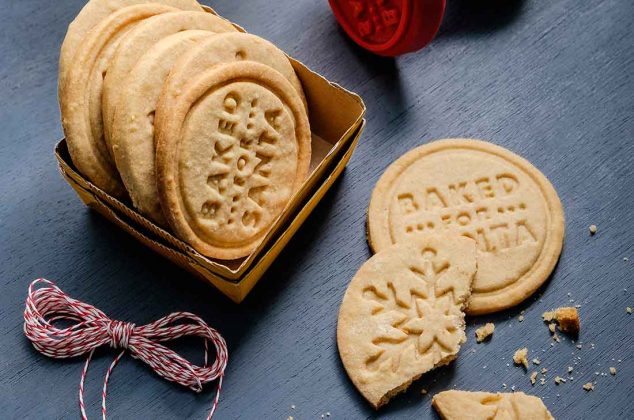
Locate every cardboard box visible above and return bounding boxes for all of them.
[55,9,366,302]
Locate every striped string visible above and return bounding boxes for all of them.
[23,278,228,419]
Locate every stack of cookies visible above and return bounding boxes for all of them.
[59,0,311,260]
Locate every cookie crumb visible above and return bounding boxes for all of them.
[287,417,294,420]
[609,367,616,375]
[326,412,331,417]
[576,344,582,349]
[513,347,529,369]
[583,382,594,391]
[532,358,541,365]
[518,315,525,322]
[554,376,566,385]
[556,307,580,334]
[568,366,574,373]
[589,224,597,235]
[541,368,548,374]
[627,307,632,314]
[290,405,295,410]
[475,323,495,343]
[421,388,428,395]
[543,310,556,322]
[540,378,546,386]
[543,307,580,335]
[553,333,561,342]
[530,371,538,385]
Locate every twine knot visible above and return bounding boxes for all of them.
[23,279,228,420]
[107,320,135,349]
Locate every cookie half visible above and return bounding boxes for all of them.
[432,390,554,419]
[367,139,565,315]
[337,234,477,409]
[102,10,237,156]
[156,61,311,259]
[60,4,179,196]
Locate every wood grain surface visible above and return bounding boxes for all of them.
[0,0,632,419]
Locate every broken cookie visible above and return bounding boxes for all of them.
[432,390,554,419]
[337,234,477,408]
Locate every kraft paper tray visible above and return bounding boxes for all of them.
[56,50,366,302]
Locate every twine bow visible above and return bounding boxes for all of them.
[23,278,228,419]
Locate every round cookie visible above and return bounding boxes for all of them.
[58,0,202,95]
[337,234,477,409]
[110,30,215,224]
[156,31,307,140]
[60,4,179,196]
[367,139,565,315]
[102,11,237,155]
[156,61,311,260]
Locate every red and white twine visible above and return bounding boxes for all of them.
[23,278,228,419]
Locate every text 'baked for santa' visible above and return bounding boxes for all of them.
[156,61,311,260]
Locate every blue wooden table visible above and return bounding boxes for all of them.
[1,0,632,418]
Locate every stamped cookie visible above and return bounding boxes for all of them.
[60,4,181,196]
[58,0,202,95]
[156,61,311,259]
[102,10,237,155]
[432,390,554,419]
[367,139,565,315]
[337,234,477,409]
[110,30,214,224]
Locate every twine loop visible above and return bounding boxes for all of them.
[23,278,228,419]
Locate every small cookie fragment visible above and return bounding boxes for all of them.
[513,348,529,369]
[475,323,495,343]
[432,390,554,420]
[530,371,538,385]
[589,224,597,235]
[609,367,616,375]
[554,376,566,385]
[627,307,632,314]
[555,307,580,334]
[583,382,594,391]
[543,307,580,335]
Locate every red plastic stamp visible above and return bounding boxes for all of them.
[329,0,446,56]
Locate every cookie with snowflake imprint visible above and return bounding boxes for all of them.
[432,390,554,419]
[336,234,477,409]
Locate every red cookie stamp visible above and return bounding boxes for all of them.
[329,0,446,56]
